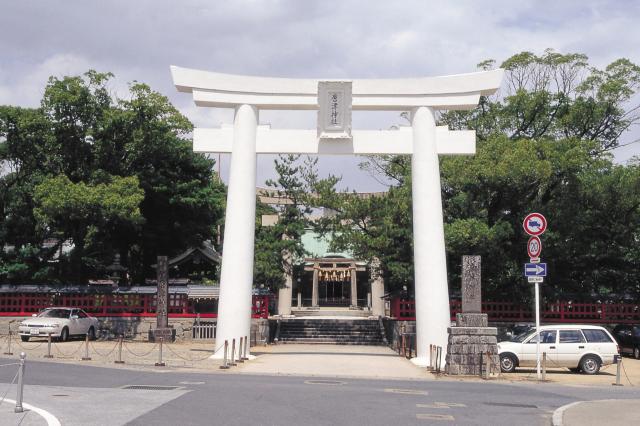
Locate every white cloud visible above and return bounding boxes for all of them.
[0,0,638,188]
[0,53,92,106]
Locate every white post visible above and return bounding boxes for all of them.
[211,104,258,359]
[278,249,293,316]
[312,264,319,308]
[350,263,358,308]
[370,257,385,317]
[410,106,450,367]
[535,282,541,380]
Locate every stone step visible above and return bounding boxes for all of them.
[278,338,385,345]
[280,335,383,340]
[277,318,385,345]
[280,319,379,327]
[282,328,379,332]
[282,330,376,332]
[280,330,380,335]
[290,310,372,317]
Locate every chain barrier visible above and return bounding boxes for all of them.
[52,341,85,358]
[164,342,215,362]
[620,358,635,386]
[14,337,46,351]
[1,330,245,369]
[89,341,119,359]
[123,341,158,358]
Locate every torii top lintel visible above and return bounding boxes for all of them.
[170,66,503,111]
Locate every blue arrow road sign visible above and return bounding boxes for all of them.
[524,263,547,277]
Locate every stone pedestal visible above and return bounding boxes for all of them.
[445,313,499,376]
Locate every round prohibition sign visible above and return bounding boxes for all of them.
[527,236,542,259]
[523,213,547,236]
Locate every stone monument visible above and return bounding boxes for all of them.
[445,256,499,376]
[149,256,176,342]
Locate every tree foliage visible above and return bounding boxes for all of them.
[0,71,225,283]
[253,155,315,290]
[442,49,640,150]
[308,50,640,301]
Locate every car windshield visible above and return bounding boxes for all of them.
[512,329,534,342]
[37,309,71,319]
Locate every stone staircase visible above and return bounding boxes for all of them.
[277,319,386,345]
[290,308,372,317]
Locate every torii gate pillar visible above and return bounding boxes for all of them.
[411,106,450,365]
[171,66,503,362]
[215,104,258,355]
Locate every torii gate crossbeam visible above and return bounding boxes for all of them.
[171,66,503,365]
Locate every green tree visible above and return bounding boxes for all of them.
[308,50,640,301]
[33,175,144,281]
[0,71,225,283]
[442,50,640,150]
[253,155,314,290]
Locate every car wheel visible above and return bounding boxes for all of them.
[20,336,29,342]
[580,355,601,375]
[87,326,96,341]
[59,327,69,342]
[634,347,640,360]
[500,354,517,373]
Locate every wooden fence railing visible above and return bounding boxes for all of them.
[390,298,640,324]
[0,293,270,319]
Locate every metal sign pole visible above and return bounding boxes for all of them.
[523,212,547,382]
[535,281,541,380]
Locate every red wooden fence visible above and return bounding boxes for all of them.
[390,298,640,324]
[1,292,637,324]
[0,293,270,319]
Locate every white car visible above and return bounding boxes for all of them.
[498,324,619,375]
[18,307,99,342]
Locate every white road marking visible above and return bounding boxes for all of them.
[384,388,429,395]
[3,398,61,426]
[416,413,455,421]
[417,402,467,409]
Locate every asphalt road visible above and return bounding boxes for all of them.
[1,357,640,425]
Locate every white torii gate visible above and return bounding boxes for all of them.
[171,66,503,365]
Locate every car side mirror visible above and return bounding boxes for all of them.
[70,315,79,320]
[31,314,37,317]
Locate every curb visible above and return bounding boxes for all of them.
[551,400,583,425]
[551,399,638,426]
[2,398,61,426]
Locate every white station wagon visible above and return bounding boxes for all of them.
[18,307,99,342]
[498,324,619,375]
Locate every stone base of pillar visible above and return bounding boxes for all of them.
[444,314,499,376]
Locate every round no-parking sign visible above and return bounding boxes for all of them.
[523,213,547,236]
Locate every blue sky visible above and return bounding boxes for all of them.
[1,0,639,190]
